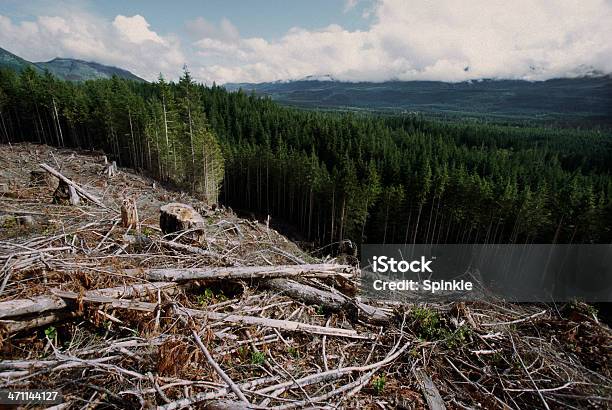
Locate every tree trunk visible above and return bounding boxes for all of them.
[53,180,80,206]
[160,203,205,240]
[412,203,424,244]
[121,197,139,229]
[52,98,64,147]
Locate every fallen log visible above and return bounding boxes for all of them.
[135,263,353,282]
[0,311,80,334]
[159,240,221,258]
[178,306,374,339]
[0,282,177,320]
[51,290,159,312]
[40,163,106,208]
[414,368,446,410]
[1,287,373,339]
[265,278,348,311]
[0,295,68,319]
[265,278,394,323]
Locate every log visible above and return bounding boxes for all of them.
[414,369,446,410]
[53,180,80,206]
[136,264,353,282]
[0,311,79,334]
[0,282,177,320]
[177,306,375,339]
[265,278,348,311]
[0,295,68,319]
[40,163,106,208]
[20,292,373,339]
[160,203,205,236]
[266,278,393,323]
[121,197,139,228]
[51,290,159,312]
[159,240,220,257]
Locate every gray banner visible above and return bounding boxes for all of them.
[360,244,612,302]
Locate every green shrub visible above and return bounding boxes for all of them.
[372,374,386,395]
[251,351,266,365]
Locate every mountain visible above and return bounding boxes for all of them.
[0,47,43,74]
[36,58,145,82]
[0,47,145,82]
[225,76,612,124]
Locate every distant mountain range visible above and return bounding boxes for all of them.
[0,46,145,82]
[226,76,612,125]
[2,45,610,124]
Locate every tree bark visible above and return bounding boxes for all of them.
[159,203,205,238]
[121,197,139,228]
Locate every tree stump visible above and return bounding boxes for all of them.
[53,181,80,205]
[29,170,58,188]
[121,197,139,229]
[160,203,205,240]
[104,161,117,178]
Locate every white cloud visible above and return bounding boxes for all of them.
[0,12,184,80]
[185,17,240,43]
[192,0,612,84]
[113,15,165,45]
[1,0,610,84]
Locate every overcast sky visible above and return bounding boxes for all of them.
[1,0,610,83]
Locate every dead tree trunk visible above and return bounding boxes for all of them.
[40,163,106,208]
[104,161,117,178]
[121,197,139,229]
[160,203,205,238]
[53,180,80,206]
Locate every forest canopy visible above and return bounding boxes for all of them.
[1,66,611,246]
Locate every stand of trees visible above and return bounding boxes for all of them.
[0,67,224,203]
[1,66,611,245]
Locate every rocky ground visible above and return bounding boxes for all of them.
[0,143,610,409]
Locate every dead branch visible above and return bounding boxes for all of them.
[40,163,106,208]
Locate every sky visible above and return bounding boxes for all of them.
[0,0,611,84]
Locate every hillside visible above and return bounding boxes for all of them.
[2,67,611,249]
[226,76,612,125]
[1,143,610,408]
[37,58,145,82]
[0,47,43,74]
[0,47,145,82]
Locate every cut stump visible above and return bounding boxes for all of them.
[121,197,139,228]
[104,161,117,178]
[53,181,80,206]
[160,203,205,239]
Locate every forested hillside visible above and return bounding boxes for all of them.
[1,66,611,246]
[0,47,145,82]
[226,76,612,127]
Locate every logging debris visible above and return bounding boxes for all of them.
[0,143,610,409]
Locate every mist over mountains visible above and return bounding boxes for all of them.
[225,75,612,125]
[2,44,610,125]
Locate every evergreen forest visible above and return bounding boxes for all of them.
[1,66,611,246]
